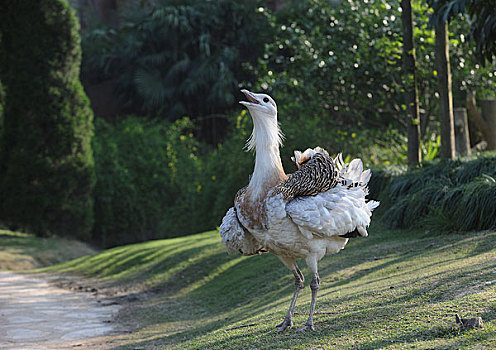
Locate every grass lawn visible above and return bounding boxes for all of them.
[0,229,96,270]
[34,225,496,349]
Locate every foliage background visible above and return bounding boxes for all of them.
[0,0,495,246]
[81,0,270,143]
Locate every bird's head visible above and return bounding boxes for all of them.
[239,89,277,119]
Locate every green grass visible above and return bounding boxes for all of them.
[39,226,496,349]
[0,229,96,271]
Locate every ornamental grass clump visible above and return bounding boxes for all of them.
[371,153,496,232]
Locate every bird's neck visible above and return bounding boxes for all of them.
[246,113,287,201]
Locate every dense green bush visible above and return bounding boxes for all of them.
[92,113,262,246]
[0,80,4,136]
[93,117,201,246]
[0,0,95,239]
[370,152,496,231]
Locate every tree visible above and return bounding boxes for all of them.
[400,0,422,165]
[435,22,456,159]
[0,0,95,239]
[429,0,496,155]
[81,0,270,143]
[429,0,496,65]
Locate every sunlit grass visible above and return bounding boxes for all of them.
[36,226,496,349]
[0,229,96,271]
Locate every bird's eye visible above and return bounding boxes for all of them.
[263,97,269,103]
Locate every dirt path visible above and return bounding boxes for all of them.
[0,272,122,349]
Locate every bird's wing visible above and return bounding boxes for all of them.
[286,186,378,238]
[278,153,379,238]
[272,152,339,200]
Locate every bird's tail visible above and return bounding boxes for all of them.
[367,200,380,211]
[334,153,371,189]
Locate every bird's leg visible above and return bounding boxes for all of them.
[276,257,304,332]
[297,256,321,332]
[276,268,304,332]
[296,272,320,332]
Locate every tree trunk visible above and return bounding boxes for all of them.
[466,90,487,142]
[400,0,421,165]
[435,23,456,160]
[454,108,471,157]
[480,98,496,150]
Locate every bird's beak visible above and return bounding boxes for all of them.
[239,89,260,107]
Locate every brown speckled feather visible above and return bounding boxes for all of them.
[272,152,339,200]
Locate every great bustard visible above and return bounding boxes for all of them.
[219,90,379,332]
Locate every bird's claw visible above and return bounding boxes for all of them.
[275,317,293,333]
[296,324,315,332]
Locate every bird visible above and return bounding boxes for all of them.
[219,89,379,332]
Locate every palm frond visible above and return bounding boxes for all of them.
[134,67,169,108]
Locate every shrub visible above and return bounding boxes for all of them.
[370,152,496,232]
[92,117,206,246]
[0,80,4,133]
[0,0,95,239]
[199,111,256,225]
[92,112,264,247]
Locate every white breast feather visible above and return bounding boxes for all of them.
[219,207,267,255]
[219,207,245,254]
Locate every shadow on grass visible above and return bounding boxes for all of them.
[51,236,224,285]
[116,229,496,349]
[0,232,55,250]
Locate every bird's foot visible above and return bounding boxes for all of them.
[275,317,293,333]
[296,323,315,332]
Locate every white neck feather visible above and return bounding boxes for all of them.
[246,110,286,200]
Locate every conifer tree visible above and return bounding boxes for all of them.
[0,0,95,239]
